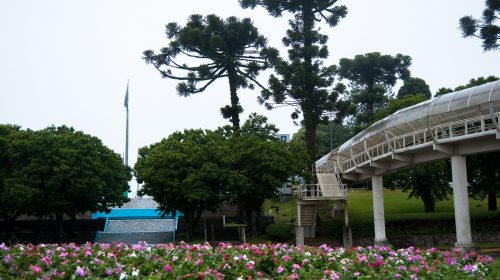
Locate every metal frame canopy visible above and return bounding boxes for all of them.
[318,80,500,181]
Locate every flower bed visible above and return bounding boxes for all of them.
[0,242,493,279]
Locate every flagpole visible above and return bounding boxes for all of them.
[124,79,130,199]
[125,79,129,167]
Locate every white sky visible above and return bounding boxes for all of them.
[1,0,498,195]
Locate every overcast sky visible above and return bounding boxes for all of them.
[1,0,498,195]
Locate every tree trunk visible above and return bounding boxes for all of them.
[421,194,436,213]
[3,215,17,241]
[55,214,64,243]
[301,2,319,175]
[67,214,76,237]
[226,65,241,130]
[488,189,497,211]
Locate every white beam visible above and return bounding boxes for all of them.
[392,153,413,163]
[433,144,455,155]
[370,161,388,170]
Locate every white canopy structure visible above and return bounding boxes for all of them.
[318,80,500,182]
[296,80,500,248]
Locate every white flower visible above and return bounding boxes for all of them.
[131,269,139,277]
[119,272,127,280]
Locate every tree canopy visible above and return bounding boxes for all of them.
[397,77,431,99]
[240,0,350,169]
[291,123,352,157]
[136,114,307,238]
[143,14,278,130]
[135,129,227,240]
[337,52,412,127]
[459,0,499,51]
[222,114,308,235]
[0,125,131,240]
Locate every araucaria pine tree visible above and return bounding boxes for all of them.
[240,0,350,168]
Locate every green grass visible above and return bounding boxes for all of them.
[264,189,500,224]
[488,259,500,280]
[347,189,500,223]
[262,197,298,224]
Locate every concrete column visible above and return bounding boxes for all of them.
[343,201,352,248]
[372,176,387,245]
[296,201,304,246]
[451,155,473,248]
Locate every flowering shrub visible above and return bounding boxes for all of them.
[0,241,493,279]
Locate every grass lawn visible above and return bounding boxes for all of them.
[264,189,500,224]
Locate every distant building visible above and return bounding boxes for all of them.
[277,134,290,142]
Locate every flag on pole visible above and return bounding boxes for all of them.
[124,80,129,109]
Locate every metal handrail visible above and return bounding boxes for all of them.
[297,184,347,199]
[341,113,500,171]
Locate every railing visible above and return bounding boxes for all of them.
[341,113,500,172]
[297,184,347,199]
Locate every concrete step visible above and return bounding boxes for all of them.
[300,205,316,226]
[95,232,174,244]
[106,219,175,233]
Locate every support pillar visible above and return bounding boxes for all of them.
[343,201,352,248]
[372,176,388,245]
[296,201,304,246]
[451,155,473,248]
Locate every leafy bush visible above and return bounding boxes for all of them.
[265,223,292,241]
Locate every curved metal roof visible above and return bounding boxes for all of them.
[337,80,500,156]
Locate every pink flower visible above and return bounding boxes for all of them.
[245,261,254,270]
[289,273,299,279]
[0,243,8,251]
[357,254,367,262]
[330,272,339,279]
[282,255,291,262]
[40,256,52,266]
[75,266,85,277]
[277,265,284,273]
[84,250,92,257]
[354,271,360,277]
[29,264,42,274]
[293,263,301,270]
[3,255,12,263]
[164,264,172,272]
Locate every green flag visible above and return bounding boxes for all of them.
[124,81,129,109]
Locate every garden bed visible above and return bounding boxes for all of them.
[0,242,494,279]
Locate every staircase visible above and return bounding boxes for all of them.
[95,219,175,244]
[93,197,178,244]
[300,205,316,226]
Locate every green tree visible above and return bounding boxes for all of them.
[291,123,352,157]
[21,126,131,241]
[387,161,452,212]
[468,152,500,211]
[459,0,499,51]
[143,14,278,130]
[223,114,308,236]
[135,129,227,240]
[374,93,428,121]
[454,75,499,91]
[0,125,41,238]
[397,77,431,99]
[240,0,350,169]
[376,93,452,212]
[337,52,412,127]
[435,87,453,97]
